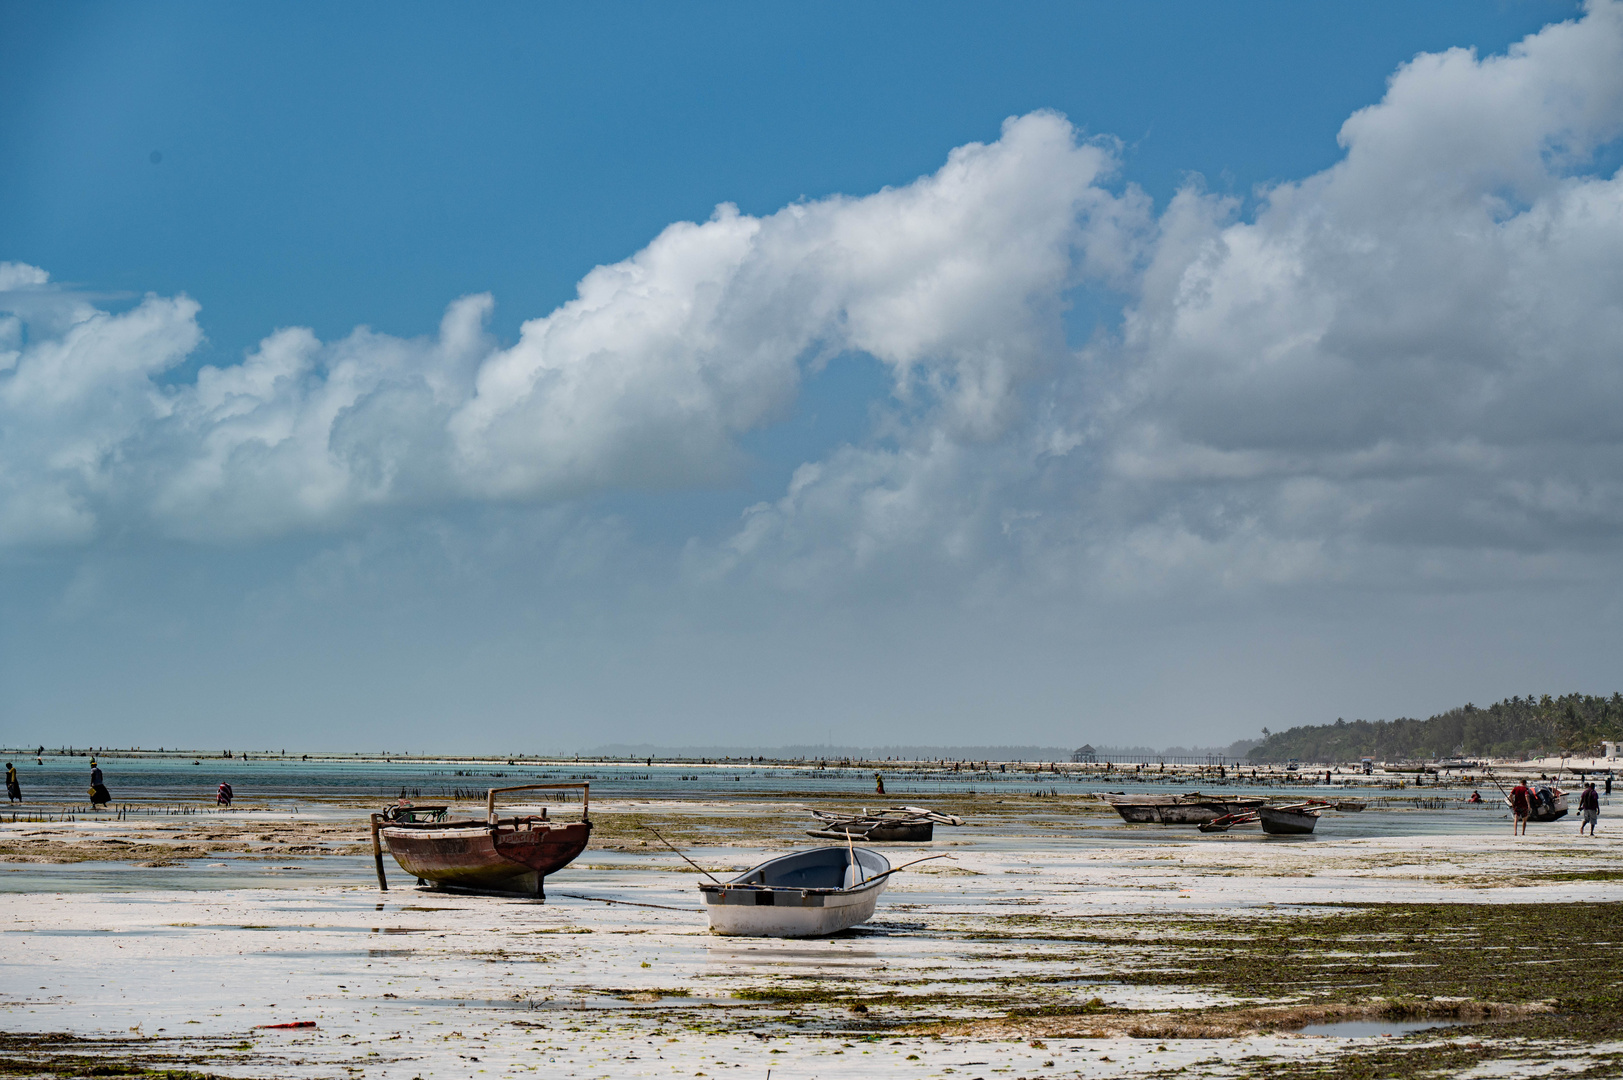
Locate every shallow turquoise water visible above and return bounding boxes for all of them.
[0,752,1459,805]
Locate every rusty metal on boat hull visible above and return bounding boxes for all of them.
[378,783,591,896]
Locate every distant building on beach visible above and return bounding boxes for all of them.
[1071,745,1097,763]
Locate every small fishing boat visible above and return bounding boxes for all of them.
[701,846,892,937]
[806,805,964,842]
[1258,804,1320,835]
[372,783,591,897]
[1510,786,1569,822]
[1102,792,1264,825]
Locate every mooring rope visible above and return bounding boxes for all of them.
[553,892,703,913]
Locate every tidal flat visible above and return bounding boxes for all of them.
[2,781,1621,1079]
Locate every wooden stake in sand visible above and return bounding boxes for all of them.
[369,813,388,891]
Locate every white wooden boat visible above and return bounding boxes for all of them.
[1506,786,1568,822]
[700,846,890,937]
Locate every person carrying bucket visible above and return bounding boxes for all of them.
[89,761,111,808]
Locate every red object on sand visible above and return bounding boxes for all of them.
[255,1021,317,1029]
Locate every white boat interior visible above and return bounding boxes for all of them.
[700,845,892,937]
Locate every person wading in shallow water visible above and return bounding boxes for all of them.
[88,761,111,809]
[5,762,20,803]
[1578,782,1600,836]
[1510,779,1533,835]
[217,782,233,807]
[874,772,886,796]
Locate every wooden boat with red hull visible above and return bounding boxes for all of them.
[372,783,591,897]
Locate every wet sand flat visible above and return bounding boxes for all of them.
[3,790,1623,1079]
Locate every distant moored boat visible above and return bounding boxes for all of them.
[1102,792,1264,825]
[1257,804,1320,835]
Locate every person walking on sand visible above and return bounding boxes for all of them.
[88,761,111,809]
[874,772,886,796]
[1578,782,1600,836]
[1510,779,1533,835]
[5,762,20,803]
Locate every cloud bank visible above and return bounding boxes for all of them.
[1,112,1135,546]
[5,1,1623,600]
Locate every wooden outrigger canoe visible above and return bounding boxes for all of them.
[1202,799,1352,834]
[806,805,964,842]
[1102,792,1265,825]
[1197,809,1260,833]
[371,783,591,897]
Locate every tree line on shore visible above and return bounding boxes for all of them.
[1247,693,1623,763]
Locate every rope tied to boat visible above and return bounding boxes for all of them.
[553,892,703,913]
[641,826,723,884]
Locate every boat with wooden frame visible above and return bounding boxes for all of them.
[805,805,964,842]
[1102,792,1265,825]
[370,783,591,897]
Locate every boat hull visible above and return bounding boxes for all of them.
[1106,795,1263,825]
[701,846,890,938]
[380,819,591,894]
[1503,790,1569,822]
[1109,802,1163,824]
[1154,803,1230,825]
[806,821,934,842]
[1258,807,1319,835]
[1531,797,1569,822]
[703,880,888,937]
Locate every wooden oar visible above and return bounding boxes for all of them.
[643,826,723,885]
[848,853,955,886]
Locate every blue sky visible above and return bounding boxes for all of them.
[5,2,1572,356]
[3,1,1620,752]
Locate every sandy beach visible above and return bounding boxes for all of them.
[3,769,1622,1079]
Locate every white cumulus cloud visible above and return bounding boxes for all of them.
[0,111,1141,546]
[721,0,1623,594]
[5,0,1623,609]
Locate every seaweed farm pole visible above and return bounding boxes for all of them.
[369,813,388,891]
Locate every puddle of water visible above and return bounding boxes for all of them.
[1301,1018,1475,1038]
[0,856,384,893]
